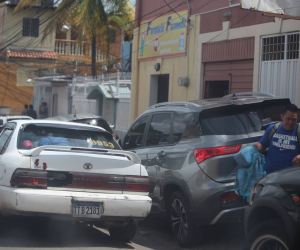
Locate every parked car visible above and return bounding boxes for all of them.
[0,115,33,131]
[45,114,121,142]
[0,120,151,241]
[244,167,300,250]
[122,93,290,247]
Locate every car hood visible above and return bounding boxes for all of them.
[259,167,300,186]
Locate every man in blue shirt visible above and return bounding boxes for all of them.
[255,104,300,174]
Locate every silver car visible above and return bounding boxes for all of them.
[122,93,291,247]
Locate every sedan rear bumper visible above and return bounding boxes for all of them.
[0,186,152,220]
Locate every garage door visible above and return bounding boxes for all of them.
[203,60,254,98]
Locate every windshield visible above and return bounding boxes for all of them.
[17,123,120,150]
[200,104,286,136]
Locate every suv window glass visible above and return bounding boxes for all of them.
[173,113,200,142]
[0,130,13,154]
[123,116,148,150]
[73,119,113,134]
[146,113,171,147]
[0,120,3,125]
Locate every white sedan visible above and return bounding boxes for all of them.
[0,120,152,241]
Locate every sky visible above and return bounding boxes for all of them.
[129,0,136,6]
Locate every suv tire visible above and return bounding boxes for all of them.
[109,220,138,242]
[244,220,291,250]
[168,191,198,247]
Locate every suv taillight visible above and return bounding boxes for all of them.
[193,145,241,164]
[11,169,47,188]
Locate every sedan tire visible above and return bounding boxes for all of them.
[109,220,138,242]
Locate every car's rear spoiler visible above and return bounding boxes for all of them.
[21,146,141,164]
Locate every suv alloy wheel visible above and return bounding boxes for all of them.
[245,220,291,250]
[168,191,198,247]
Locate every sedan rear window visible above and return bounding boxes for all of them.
[18,124,120,150]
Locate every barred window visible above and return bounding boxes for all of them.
[262,33,299,61]
[287,33,299,60]
[22,18,39,37]
[262,36,285,61]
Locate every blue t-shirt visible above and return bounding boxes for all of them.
[259,123,299,174]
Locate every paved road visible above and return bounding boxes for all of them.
[0,217,245,249]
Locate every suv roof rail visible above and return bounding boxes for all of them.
[223,92,276,98]
[149,101,200,109]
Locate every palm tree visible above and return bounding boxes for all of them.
[15,0,134,76]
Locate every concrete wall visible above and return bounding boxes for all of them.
[3,5,55,51]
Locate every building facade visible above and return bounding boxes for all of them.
[130,0,300,122]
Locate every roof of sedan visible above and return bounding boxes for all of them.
[10,120,107,131]
[45,114,102,121]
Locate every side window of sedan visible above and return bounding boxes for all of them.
[0,129,13,155]
[123,116,148,150]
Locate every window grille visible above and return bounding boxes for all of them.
[22,18,39,37]
[287,33,299,60]
[262,35,285,61]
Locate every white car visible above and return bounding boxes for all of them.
[0,115,33,127]
[0,120,152,241]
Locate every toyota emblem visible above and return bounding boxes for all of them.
[83,163,93,170]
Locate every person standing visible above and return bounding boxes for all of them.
[22,104,28,115]
[27,104,37,119]
[254,104,300,174]
[39,102,48,119]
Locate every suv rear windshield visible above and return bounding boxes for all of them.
[73,119,113,134]
[200,104,286,136]
[18,123,119,150]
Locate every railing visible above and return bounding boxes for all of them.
[55,39,118,63]
[55,40,86,56]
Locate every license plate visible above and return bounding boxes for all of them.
[72,203,101,218]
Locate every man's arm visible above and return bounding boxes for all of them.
[254,142,267,153]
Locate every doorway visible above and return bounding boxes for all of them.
[205,81,229,99]
[149,74,169,106]
[157,75,169,103]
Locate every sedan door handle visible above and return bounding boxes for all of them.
[157,151,166,157]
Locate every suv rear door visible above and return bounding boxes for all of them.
[197,99,290,183]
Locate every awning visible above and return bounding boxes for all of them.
[241,0,300,20]
[87,84,131,100]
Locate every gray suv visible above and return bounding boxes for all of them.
[122,93,291,247]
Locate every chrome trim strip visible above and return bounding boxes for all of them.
[209,206,248,225]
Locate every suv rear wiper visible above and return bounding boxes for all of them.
[261,121,279,130]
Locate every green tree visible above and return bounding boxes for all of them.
[15,0,134,76]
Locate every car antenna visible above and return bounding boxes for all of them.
[230,93,238,100]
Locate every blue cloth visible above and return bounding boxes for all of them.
[259,123,299,174]
[234,146,266,201]
[38,136,69,147]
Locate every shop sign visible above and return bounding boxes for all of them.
[138,9,188,61]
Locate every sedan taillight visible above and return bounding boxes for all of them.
[11,169,47,188]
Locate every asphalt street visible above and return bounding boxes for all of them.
[0,216,245,250]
